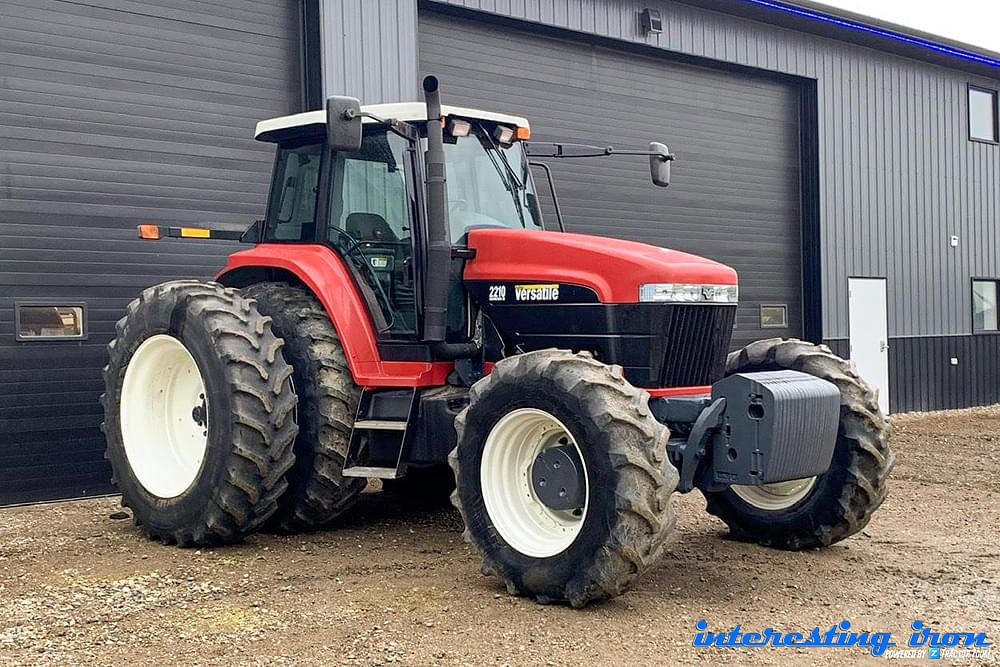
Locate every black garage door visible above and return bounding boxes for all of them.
[0,0,301,504]
[419,11,803,349]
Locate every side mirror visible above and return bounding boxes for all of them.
[649,142,673,187]
[327,96,362,151]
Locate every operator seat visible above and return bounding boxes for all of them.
[345,212,398,243]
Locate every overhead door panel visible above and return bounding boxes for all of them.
[418,10,803,349]
[0,0,301,504]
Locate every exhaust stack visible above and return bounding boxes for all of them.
[422,75,451,343]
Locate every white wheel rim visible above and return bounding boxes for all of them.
[120,334,209,498]
[480,408,588,558]
[731,477,817,511]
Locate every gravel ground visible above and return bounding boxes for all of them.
[1,407,999,666]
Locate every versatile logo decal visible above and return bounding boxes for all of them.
[702,286,717,301]
[515,284,560,302]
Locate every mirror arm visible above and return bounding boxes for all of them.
[525,142,611,158]
[342,110,416,142]
[606,148,677,161]
[525,142,675,161]
[345,109,388,123]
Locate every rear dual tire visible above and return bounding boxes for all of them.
[241,283,366,532]
[101,281,297,546]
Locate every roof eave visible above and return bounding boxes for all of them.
[674,0,1000,80]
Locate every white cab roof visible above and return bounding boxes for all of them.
[254,102,530,142]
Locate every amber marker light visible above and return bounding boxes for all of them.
[138,224,161,240]
[180,227,211,238]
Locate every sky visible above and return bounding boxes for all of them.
[813,0,1000,53]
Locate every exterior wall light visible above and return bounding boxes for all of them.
[640,8,663,35]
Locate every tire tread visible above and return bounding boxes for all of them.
[101,280,297,547]
[241,282,365,533]
[450,349,678,607]
[705,337,895,550]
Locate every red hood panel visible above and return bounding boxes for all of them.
[464,229,737,303]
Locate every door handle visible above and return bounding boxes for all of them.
[879,341,889,353]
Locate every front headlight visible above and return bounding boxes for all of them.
[639,283,738,303]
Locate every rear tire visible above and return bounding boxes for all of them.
[241,282,366,532]
[450,349,676,607]
[101,280,297,546]
[703,338,894,550]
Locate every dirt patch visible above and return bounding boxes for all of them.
[2,408,999,665]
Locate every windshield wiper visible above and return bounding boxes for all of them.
[475,123,526,227]
[477,123,523,191]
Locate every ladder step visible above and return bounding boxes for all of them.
[342,466,404,479]
[353,419,408,431]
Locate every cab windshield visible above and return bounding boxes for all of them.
[440,125,542,242]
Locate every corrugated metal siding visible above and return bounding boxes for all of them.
[0,0,301,504]
[419,10,804,347]
[319,0,418,103]
[888,335,1000,413]
[425,0,1000,340]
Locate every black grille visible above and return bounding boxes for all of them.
[659,305,736,387]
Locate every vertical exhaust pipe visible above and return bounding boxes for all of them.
[422,75,450,343]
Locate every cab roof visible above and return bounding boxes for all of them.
[255,102,530,143]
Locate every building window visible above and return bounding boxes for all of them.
[760,304,788,328]
[15,303,86,340]
[972,280,999,332]
[969,86,998,143]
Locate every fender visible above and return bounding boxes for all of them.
[217,244,452,387]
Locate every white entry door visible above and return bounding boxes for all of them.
[848,278,890,414]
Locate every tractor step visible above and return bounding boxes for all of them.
[342,388,419,479]
[352,419,407,431]
[342,466,404,479]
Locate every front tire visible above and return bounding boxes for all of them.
[101,281,298,546]
[450,349,677,607]
[704,338,894,550]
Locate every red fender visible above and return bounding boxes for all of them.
[217,244,452,388]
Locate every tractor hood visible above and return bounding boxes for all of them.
[463,228,737,304]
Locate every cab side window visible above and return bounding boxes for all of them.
[264,143,323,241]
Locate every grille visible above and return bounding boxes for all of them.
[659,305,736,387]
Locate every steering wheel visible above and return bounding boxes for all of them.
[329,228,396,332]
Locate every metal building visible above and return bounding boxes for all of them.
[2,0,999,504]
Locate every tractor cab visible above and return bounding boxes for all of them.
[253,99,543,341]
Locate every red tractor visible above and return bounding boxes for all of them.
[102,76,893,607]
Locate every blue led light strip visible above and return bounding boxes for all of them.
[743,0,1000,68]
